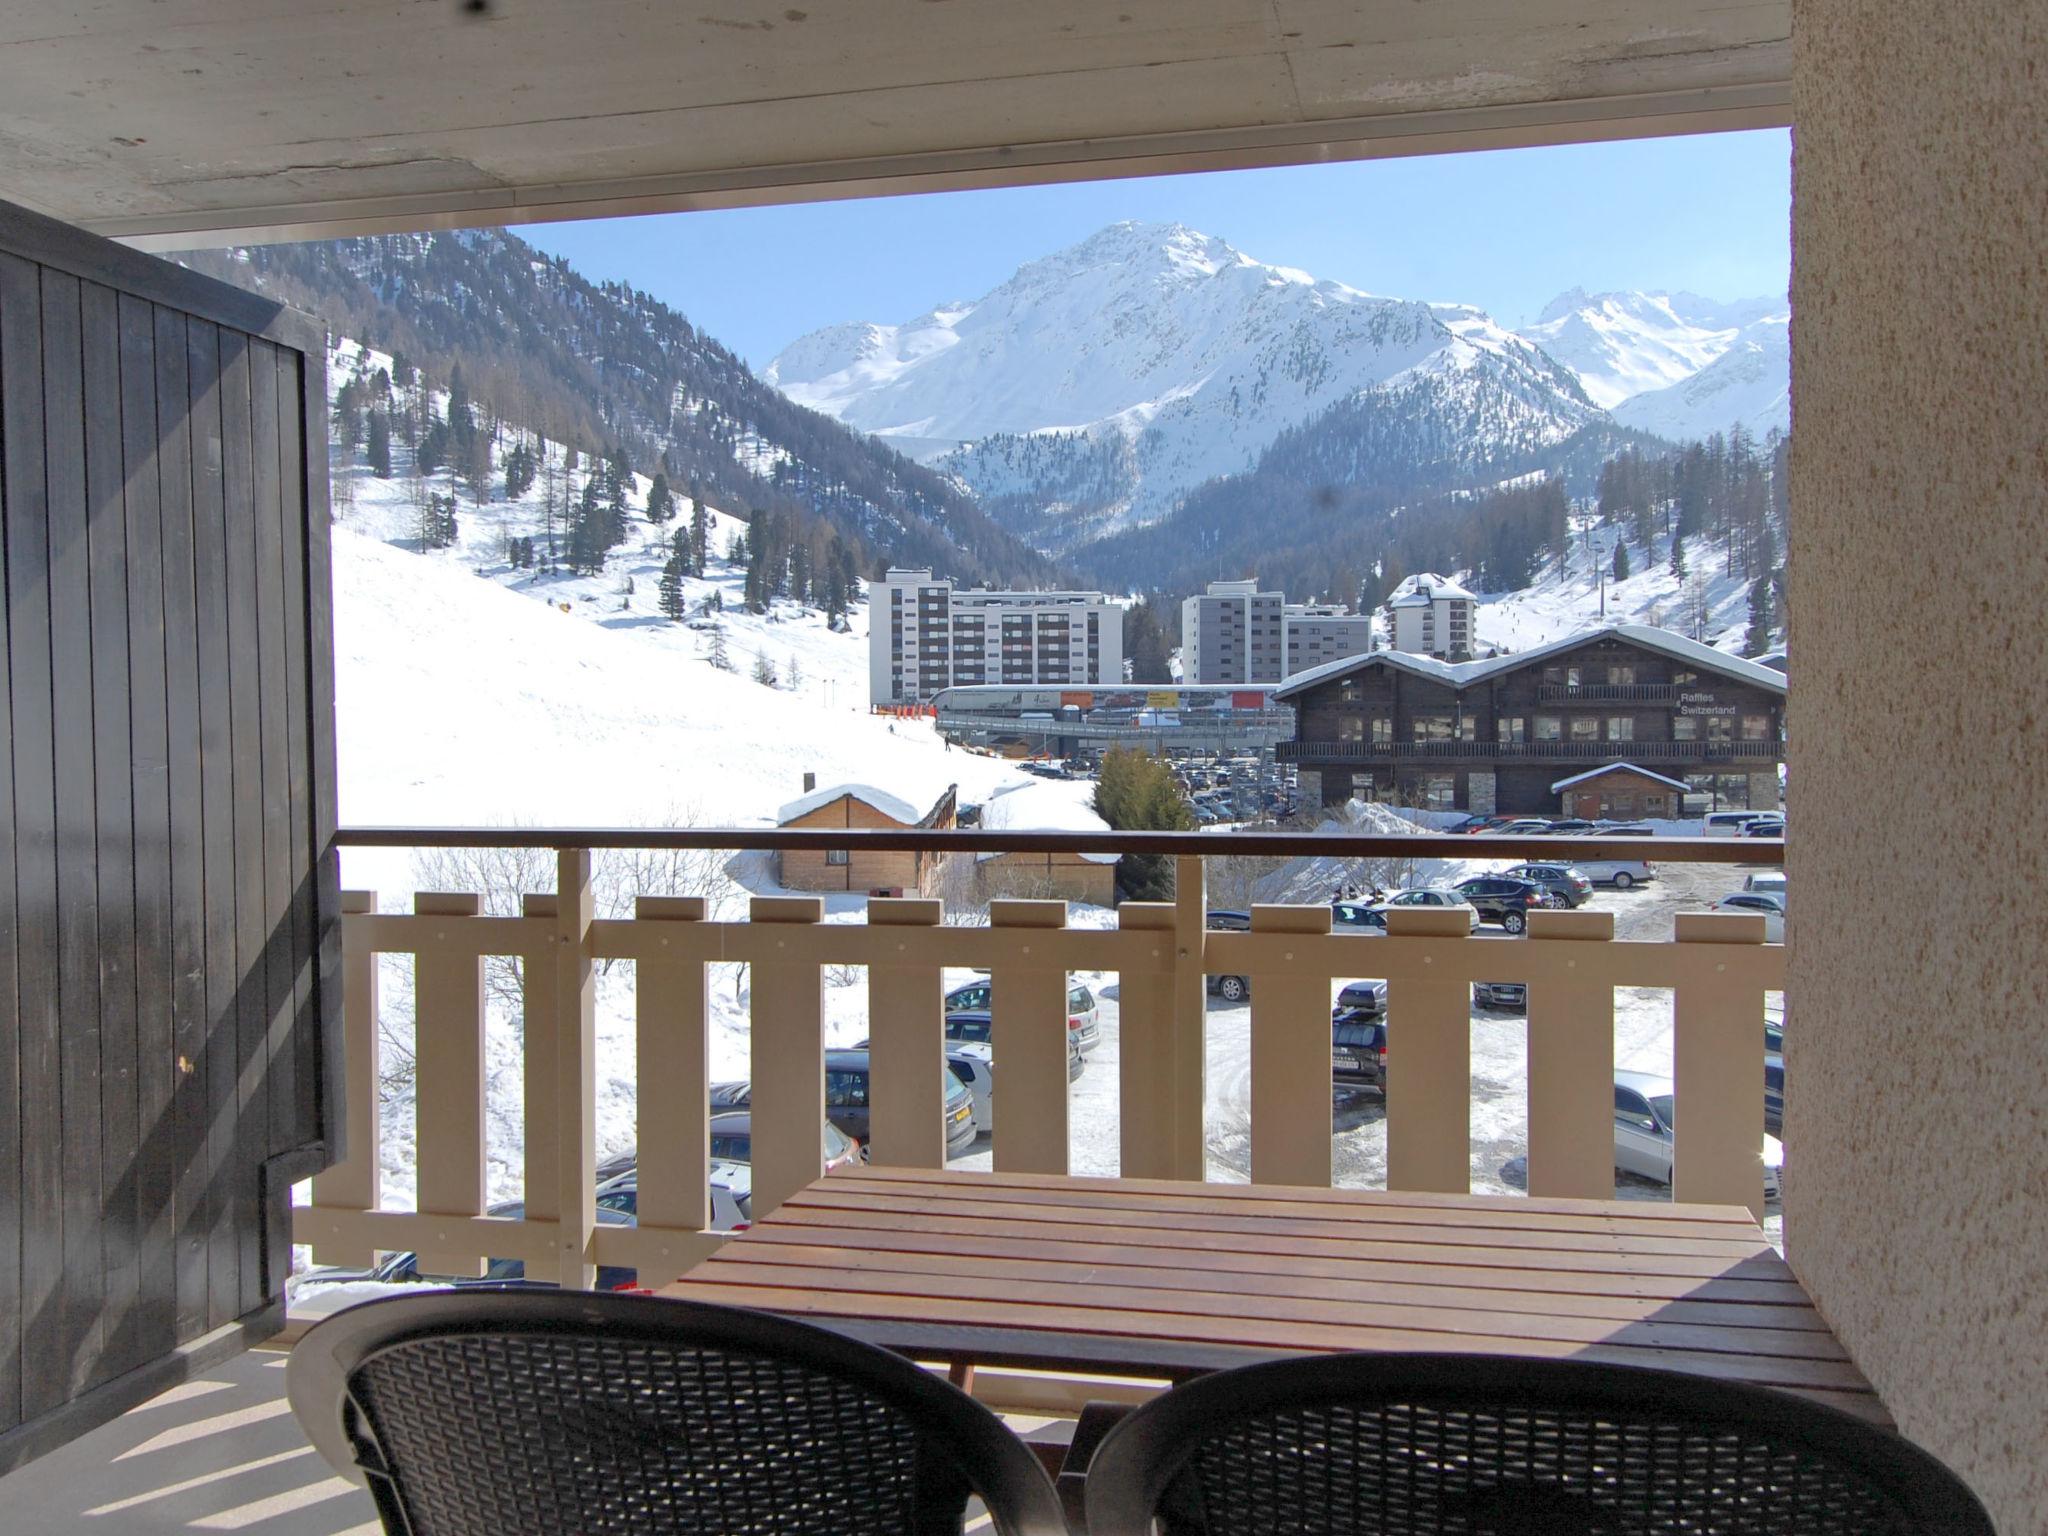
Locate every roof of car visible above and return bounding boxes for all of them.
[1615,1068,1675,1095]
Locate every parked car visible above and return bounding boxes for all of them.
[1206,909,1253,1001]
[595,1161,756,1235]
[1571,851,1655,889]
[1744,871,1787,900]
[932,1011,1085,1085]
[1486,818,1554,836]
[945,977,1101,1053]
[1613,1071,1783,1202]
[1445,814,1517,834]
[1452,875,1548,933]
[1335,979,1388,1016]
[946,1046,994,1134]
[596,1112,861,1182]
[1764,1013,1785,1137]
[1330,902,1389,935]
[1739,815,1786,838]
[1331,1010,1387,1091]
[1711,891,1787,941]
[1703,811,1776,836]
[1541,819,1600,836]
[1498,863,1594,908]
[1595,823,1656,837]
[711,1049,979,1158]
[1472,980,1527,1011]
[1373,888,1481,932]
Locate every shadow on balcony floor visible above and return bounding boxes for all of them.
[6,1348,377,1536]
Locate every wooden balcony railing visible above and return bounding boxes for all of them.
[1279,739,1781,763]
[1536,683,1689,702]
[299,829,1784,1293]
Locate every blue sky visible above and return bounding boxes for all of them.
[514,129,1788,370]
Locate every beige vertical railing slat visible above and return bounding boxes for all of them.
[749,896,826,1219]
[866,898,946,1170]
[519,893,559,1226]
[308,890,380,1265]
[554,851,598,1290]
[634,895,710,1286]
[1385,907,1474,1194]
[1525,909,1618,1201]
[991,898,1070,1175]
[1673,911,1769,1220]
[1249,905,1335,1188]
[1115,903,1177,1180]
[412,892,487,1277]
[1168,855,1208,1181]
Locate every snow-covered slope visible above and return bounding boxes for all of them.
[1611,319,1790,443]
[1518,289,1789,440]
[1465,520,1771,656]
[766,222,1600,538]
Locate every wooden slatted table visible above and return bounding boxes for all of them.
[658,1166,1886,1425]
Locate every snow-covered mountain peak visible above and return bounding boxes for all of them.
[1516,287,1788,433]
[765,221,1598,541]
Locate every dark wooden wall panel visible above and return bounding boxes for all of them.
[0,197,336,1474]
[0,253,22,1440]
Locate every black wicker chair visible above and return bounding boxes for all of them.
[1082,1352,1994,1536]
[287,1290,1066,1536]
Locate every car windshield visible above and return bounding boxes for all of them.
[945,1017,993,1043]
[1651,1094,1676,1127]
[824,1122,852,1157]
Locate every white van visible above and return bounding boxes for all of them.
[1703,811,1773,836]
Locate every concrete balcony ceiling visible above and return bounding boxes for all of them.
[0,0,1788,248]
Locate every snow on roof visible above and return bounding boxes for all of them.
[1272,622,1790,701]
[1549,763,1692,793]
[776,782,924,826]
[976,779,1119,862]
[1388,572,1477,605]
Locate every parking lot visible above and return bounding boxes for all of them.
[952,856,1783,1241]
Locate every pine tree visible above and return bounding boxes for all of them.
[646,472,675,525]
[706,625,733,671]
[751,649,778,687]
[366,411,392,477]
[1743,574,1777,655]
[1669,534,1688,580]
[1124,600,1171,682]
[689,502,711,575]
[786,654,804,691]
[1611,541,1631,581]
[658,554,685,621]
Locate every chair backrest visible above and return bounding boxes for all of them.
[288,1290,1065,1536]
[1084,1352,1994,1536]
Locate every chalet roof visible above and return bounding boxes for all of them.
[776,782,923,827]
[975,780,1120,863]
[1550,763,1693,793]
[1271,623,1791,702]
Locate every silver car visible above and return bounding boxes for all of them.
[1614,1069,1782,1201]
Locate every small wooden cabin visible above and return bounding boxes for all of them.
[776,781,957,893]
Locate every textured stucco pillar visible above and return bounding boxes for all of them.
[1788,2,2046,1526]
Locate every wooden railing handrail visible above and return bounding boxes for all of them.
[334,826,1780,863]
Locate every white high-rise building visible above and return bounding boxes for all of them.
[1388,574,1478,659]
[868,568,1123,705]
[1181,579,1378,684]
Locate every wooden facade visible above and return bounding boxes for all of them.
[977,850,1119,906]
[1554,764,1691,820]
[0,198,338,1474]
[778,786,957,894]
[1277,631,1787,815]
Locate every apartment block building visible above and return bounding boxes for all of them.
[868,568,1124,705]
[1182,581,1378,685]
[1388,574,1478,658]
[1285,603,1379,678]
